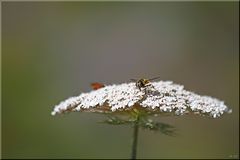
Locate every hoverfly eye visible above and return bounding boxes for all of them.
[144,80,150,84]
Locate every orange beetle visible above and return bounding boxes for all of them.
[91,82,105,90]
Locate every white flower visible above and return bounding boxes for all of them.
[51,81,231,118]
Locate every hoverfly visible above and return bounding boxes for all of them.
[91,82,105,90]
[130,77,161,91]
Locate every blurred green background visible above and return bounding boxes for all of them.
[2,2,239,159]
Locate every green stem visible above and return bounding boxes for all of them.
[131,116,139,159]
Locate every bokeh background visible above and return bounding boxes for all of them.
[2,2,239,159]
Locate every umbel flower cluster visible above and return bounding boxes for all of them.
[51,81,231,118]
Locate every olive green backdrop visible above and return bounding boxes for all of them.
[2,2,239,159]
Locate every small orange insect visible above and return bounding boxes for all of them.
[91,82,105,90]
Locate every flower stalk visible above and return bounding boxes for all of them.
[131,115,139,159]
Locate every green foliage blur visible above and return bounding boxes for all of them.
[2,2,239,159]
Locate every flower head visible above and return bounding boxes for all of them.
[51,81,231,118]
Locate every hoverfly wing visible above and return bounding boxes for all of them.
[149,76,161,81]
[91,82,105,90]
